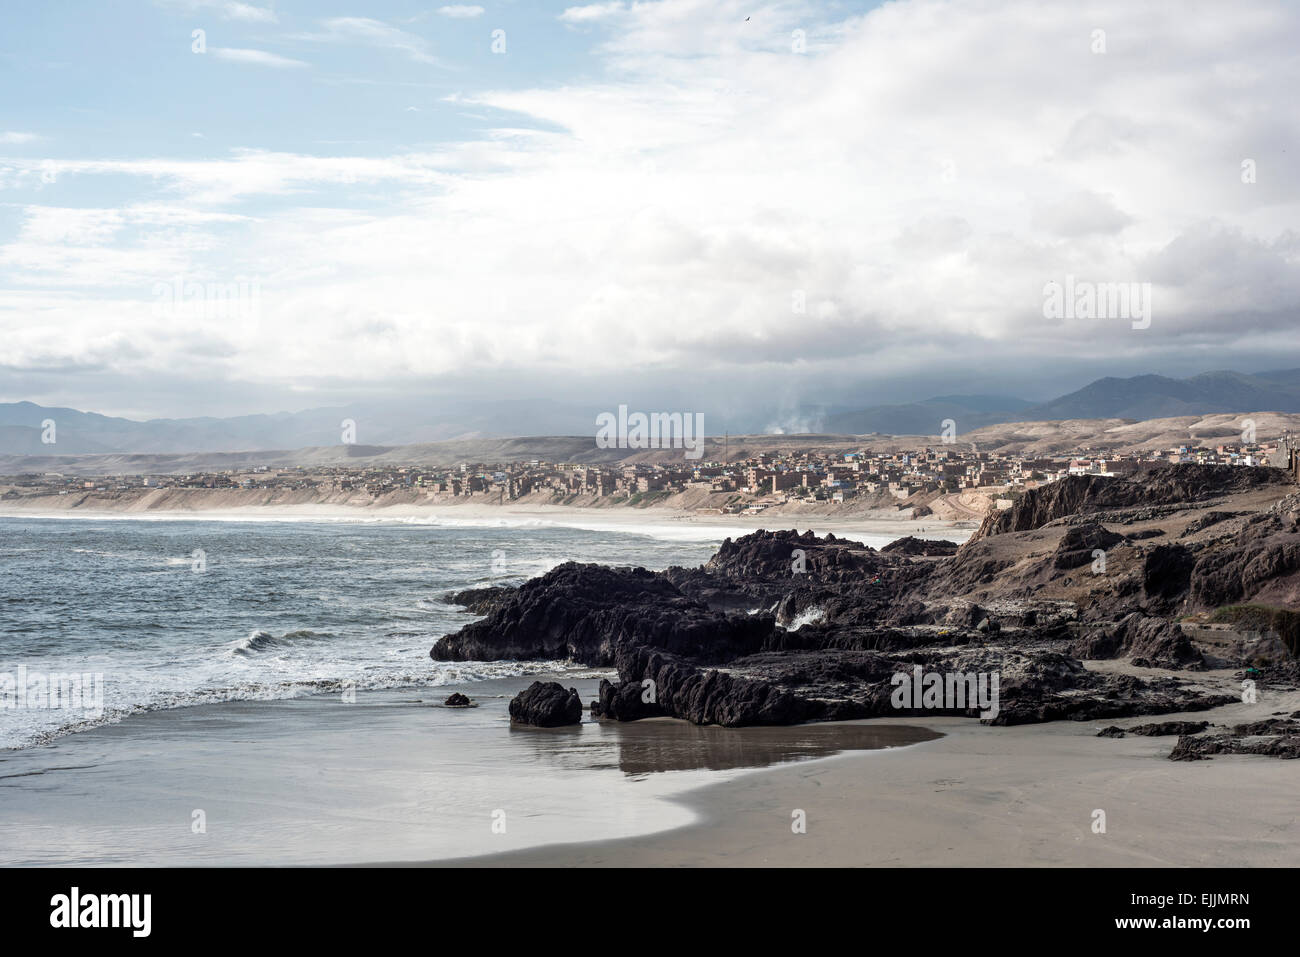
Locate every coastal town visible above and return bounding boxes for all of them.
[0,436,1287,519]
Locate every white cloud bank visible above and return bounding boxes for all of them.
[3,0,1299,410]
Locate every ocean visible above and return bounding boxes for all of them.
[0,514,939,865]
[0,515,732,750]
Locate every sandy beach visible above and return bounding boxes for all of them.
[0,673,937,866]
[3,499,1293,869]
[0,499,973,548]
[430,671,1300,868]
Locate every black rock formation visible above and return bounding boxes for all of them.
[429,467,1300,730]
[508,681,582,727]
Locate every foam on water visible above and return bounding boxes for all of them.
[0,514,969,751]
[0,516,719,750]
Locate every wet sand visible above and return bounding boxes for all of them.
[0,674,934,866]
[426,679,1300,867]
[8,662,1292,868]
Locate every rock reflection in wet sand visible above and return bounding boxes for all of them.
[509,719,942,776]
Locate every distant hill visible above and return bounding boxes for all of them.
[0,398,601,456]
[4,413,1299,476]
[827,369,1300,435]
[4,367,1300,457]
[1019,370,1300,421]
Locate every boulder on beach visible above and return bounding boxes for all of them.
[508,681,583,727]
[444,692,472,707]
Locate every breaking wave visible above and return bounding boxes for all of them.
[230,629,332,656]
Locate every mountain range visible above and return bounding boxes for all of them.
[3,368,1300,457]
[824,369,1300,435]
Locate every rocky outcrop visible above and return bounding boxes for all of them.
[1170,723,1300,760]
[1052,522,1123,569]
[594,645,810,726]
[590,641,1234,728]
[1071,614,1204,670]
[431,563,773,665]
[1131,720,1210,736]
[1187,515,1300,610]
[1142,543,1197,608]
[971,464,1291,541]
[1097,720,1209,737]
[590,675,665,722]
[881,536,960,557]
[1115,613,1204,669]
[429,465,1300,729]
[703,528,879,583]
[508,681,582,727]
[444,692,472,707]
[972,475,1128,540]
[443,585,517,615]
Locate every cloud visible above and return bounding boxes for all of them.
[212,48,308,68]
[222,1,277,21]
[559,3,626,24]
[298,17,442,65]
[0,149,449,207]
[1032,191,1134,238]
[154,0,278,22]
[437,5,485,18]
[4,0,1300,413]
[0,132,40,144]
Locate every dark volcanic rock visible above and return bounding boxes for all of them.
[704,528,881,583]
[443,692,472,707]
[603,645,811,726]
[972,475,1126,539]
[1115,613,1204,670]
[1070,613,1204,670]
[1170,730,1300,761]
[443,585,517,615]
[431,562,772,666]
[1096,726,1126,737]
[1128,720,1209,736]
[508,681,582,727]
[1052,522,1123,569]
[1070,626,1125,660]
[1232,717,1300,735]
[592,639,1234,729]
[1142,543,1197,607]
[590,676,664,721]
[427,465,1300,730]
[971,464,1291,541]
[1186,515,1300,610]
[881,536,960,557]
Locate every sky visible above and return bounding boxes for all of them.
[1,0,1298,426]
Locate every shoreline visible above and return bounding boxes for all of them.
[3,659,1296,867]
[0,675,938,867]
[419,676,1300,868]
[0,501,974,544]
